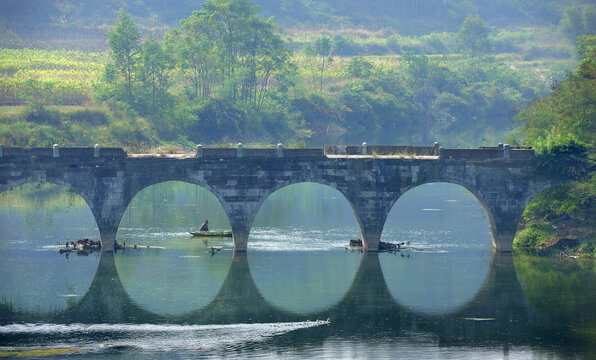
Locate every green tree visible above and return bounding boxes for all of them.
[106,8,140,102]
[166,0,290,108]
[165,11,220,100]
[456,15,491,55]
[583,5,596,38]
[137,33,173,123]
[306,35,338,92]
[517,49,595,148]
[559,6,585,42]
[347,56,373,78]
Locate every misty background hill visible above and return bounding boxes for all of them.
[0,0,590,51]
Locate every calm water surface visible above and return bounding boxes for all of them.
[0,182,595,359]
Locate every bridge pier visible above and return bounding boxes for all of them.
[490,222,518,252]
[350,197,392,252]
[483,202,527,252]
[91,192,131,254]
[97,217,125,253]
[99,228,117,253]
[221,199,261,253]
[360,224,383,252]
[230,221,252,252]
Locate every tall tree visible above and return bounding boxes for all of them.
[137,33,173,122]
[166,0,291,107]
[456,15,491,56]
[106,8,140,102]
[165,11,219,99]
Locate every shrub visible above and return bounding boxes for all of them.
[515,223,553,248]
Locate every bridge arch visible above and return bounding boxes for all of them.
[245,182,361,313]
[224,177,364,252]
[121,180,231,236]
[1,178,95,216]
[379,182,492,314]
[250,181,361,249]
[115,180,233,316]
[388,182,494,247]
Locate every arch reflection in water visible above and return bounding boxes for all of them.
[115,181,232,315]
[248,183,361,314]
[380,183,492,314]
[0,182,99,313]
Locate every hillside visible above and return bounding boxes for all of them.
[0,0,594,150]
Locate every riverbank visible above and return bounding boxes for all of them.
[515,218,596,259]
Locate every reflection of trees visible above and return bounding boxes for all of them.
[515,255,596,354]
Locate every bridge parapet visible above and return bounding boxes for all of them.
[442,148,534,160]
[324,145,435,156]
[0,145,535,160]
[198,147,325,158]
[0,147,127,159]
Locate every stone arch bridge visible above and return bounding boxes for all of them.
[0,144,562,252]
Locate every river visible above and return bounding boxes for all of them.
[0,182,595,359]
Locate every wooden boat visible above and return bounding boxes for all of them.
[190,231,233,237]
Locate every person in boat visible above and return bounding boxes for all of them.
[199,219,209,232]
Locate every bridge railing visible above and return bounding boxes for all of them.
[198,147,325,158]
[442,148,534,159]
[324,145,435,156]
[0,147,127,158]
[0,145,535,160]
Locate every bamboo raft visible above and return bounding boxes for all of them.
[190,231,233,237]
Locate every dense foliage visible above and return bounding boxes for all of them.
[514,37,596,255]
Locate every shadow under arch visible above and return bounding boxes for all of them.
[249,181,361,249]
[0,181,101,317]
[300,251,541,346]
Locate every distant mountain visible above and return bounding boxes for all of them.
[0,0,589,34]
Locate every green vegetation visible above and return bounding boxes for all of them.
[0,347,86,357]
[0,0,594,151]
[513,36,596,257]
[514,254,596,342]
